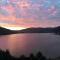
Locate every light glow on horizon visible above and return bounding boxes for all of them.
[2,26,26,30]
[0,24,26,30]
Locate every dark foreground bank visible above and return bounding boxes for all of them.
[0,49,60,60]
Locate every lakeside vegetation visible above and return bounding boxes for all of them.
[0,49,60,60]
[0,49,47,60]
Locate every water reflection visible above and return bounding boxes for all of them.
[0,35,9,50]
[6,34,29,57]
[0,33,60,58]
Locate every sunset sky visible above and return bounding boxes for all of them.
[0,0,60,29]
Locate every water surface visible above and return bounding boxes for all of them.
[0,33,60,58]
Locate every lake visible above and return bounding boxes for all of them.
[0,33,60,58]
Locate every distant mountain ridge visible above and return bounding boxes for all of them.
[0,27,14,35]
[0,26,60,35]
[18,27,54,33]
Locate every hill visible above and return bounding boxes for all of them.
[17,27,54,33]
[0,27,14,35]
[0,26,60,35]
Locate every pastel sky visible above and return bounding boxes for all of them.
[0,0,60,27]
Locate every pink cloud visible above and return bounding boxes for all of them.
[0,0,60,27]
[1,5,14,16]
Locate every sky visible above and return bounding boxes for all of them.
[0,0,60,28]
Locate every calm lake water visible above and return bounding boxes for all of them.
[0,33,60,58]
